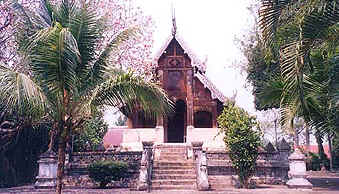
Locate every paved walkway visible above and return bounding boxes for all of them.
[1,177,338,194]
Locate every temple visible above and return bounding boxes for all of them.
[104,14,227,150]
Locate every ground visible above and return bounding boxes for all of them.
[1,176,339,194]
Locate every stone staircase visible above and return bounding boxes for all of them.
[151,144,196,190]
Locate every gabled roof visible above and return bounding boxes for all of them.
[154,34,207,73]
[153,16,227,104]
[194,72,227,103]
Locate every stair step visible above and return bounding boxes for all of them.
[159,152,187,156]
[153,166,194,170]
[153,169,195,174]
[154,161,194,166]
[158,156,188,161]
[151,179,196,186]
[158,149,187,152]
[151,144,196,190]
[151,185,196,190]
[152,174,196,180]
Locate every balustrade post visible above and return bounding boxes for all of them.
[137,141,154,191]
[191,141,209,190]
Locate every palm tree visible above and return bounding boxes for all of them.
[0,1,172,193]
[259,1,339,148]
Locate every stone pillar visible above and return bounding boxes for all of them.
[156,115,163,128]
[35,150,58,188]
[156,116,164,143]
[186,125,194,144]
[155,126,164,144]
[137,141,154,191]
[286,148,312,189]
[127,117,133,128]
[191,142,209,190]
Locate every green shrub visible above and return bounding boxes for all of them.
[306,152,330,171]
[217,101,261,188]
[73,111,108,152]
[88,160,129,188]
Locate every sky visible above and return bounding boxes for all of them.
[137,0,257,113]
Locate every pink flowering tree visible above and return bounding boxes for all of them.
[0,0,155,74]
[0,1,166,193]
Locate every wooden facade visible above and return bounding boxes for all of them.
[127,21,226,143]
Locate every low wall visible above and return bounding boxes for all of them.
[104,127,164,151]
[105,127,224,151]
[206,146,290,184]
[64,151,142,188]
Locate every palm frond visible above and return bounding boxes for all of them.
[53,0,77,28]
[257,75,284,108]
[302,2,339,40]
[27,22,81,102]
[0,64,47,120]
[259,0,296,46]
[93,72,173,118]
[88,28,137,86]
[259,0,337,46]
[69,3,103,82]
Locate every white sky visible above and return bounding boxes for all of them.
[138,0,256,113]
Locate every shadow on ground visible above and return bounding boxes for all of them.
[308,177,339,191]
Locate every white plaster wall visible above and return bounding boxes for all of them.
[186,127,226,151]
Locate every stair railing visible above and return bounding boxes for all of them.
[192,141,209,191]
[146,143,154,193]
[137,141,154,191]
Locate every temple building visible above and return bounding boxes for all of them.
[104,16,227,150]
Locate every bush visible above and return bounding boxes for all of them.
[88,160,129,188]
[73,111,108,152]
[217,101,261,188]
[306,152,330,171]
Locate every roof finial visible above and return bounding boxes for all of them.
[171,3,177,37]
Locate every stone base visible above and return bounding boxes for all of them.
[197,180,209,191]
[136,183,147,191]
[34,177,56,189]
[286,178,312,189]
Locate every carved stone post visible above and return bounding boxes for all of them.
[137,141,154,191]
[192,141,203,160]
[286,148,313,189]
[35,150,58,188]
[191,141,209,190]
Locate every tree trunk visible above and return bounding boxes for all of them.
[315,131,325,160]
[56,134,67,194]
[305,126,310,151]
[56,124,70,194]
[328,133,333,171]
[48,123,57,152]
[274,119,278,147]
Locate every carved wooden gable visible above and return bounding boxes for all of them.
[158,38,191,68]
[158,38,192,99]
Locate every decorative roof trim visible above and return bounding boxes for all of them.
[194,72,227,103]
[153,34,206,72]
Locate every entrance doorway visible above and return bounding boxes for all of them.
[167,100,186,143]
